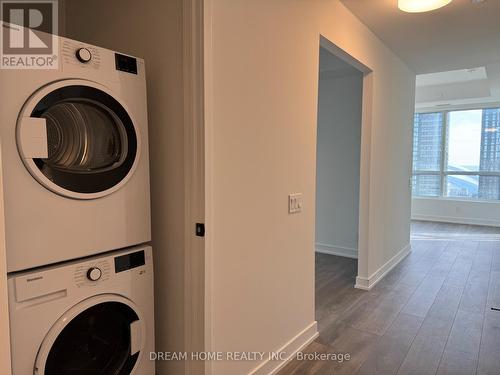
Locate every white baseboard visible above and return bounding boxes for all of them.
[412,214,500,228]
[355,243,411,290]
[248,321,318,375]
[315,243,358,259]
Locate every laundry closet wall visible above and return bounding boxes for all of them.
[63,1,190,374]
[0,148,11,374]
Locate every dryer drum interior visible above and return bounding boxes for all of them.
[20,85,138,196]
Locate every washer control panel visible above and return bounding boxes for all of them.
[11,246,152,303]
[114,250,145,273]
[74,260,111,287]
[86,267,102,281]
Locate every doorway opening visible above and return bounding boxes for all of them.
[315,39,366,330]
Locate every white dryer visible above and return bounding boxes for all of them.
[8,245,155,375]
[0,35,151,272]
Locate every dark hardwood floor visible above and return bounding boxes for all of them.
[278,221,500,375]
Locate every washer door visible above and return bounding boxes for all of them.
[17,80,139,200]
[35,295,145,375]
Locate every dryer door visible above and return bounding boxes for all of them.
[34,295,146,375]
[17,79,140,200]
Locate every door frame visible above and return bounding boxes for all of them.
[183,0,206,374]
[318,36,374,288]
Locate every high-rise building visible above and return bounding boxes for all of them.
[479,108,500,200]
[412,112,443,196]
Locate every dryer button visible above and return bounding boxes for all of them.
[87,267,102,281]
[76,48,92,63]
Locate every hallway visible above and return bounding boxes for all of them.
[279,222,500,374]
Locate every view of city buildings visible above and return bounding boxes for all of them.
[479,108,500,200]
[413,108,500,201]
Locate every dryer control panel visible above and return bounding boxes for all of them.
[115,53,137,74]
[61,40,101,70]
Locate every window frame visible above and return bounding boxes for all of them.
[413,106,500,202]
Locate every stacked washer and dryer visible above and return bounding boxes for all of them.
[0,34,154,375]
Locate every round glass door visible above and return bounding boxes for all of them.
[17,82,139,199]
[37,301,143,375]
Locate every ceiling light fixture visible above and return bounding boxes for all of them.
[398,0,453,13]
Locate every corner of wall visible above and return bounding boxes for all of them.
[355,242,411,290]
[248,322,318,375]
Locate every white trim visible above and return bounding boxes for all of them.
[412,214,500,228]
[412,196,500,204]
[355,243,411,290]
[416,101,500,113]
[247,321,318,375]
[315,243,358,259]
[183,1,206,374]
[203,0,215,373]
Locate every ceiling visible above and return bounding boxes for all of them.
[340,0,500,74]
[414,64,500,109]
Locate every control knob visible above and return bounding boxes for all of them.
[76,47,92,63]
[87,267,102,281]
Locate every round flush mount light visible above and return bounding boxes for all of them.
[398,0,453,13]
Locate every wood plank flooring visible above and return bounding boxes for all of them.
[278,221,500,375]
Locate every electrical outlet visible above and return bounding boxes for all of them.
[289,193,303,214]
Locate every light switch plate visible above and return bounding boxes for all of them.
[289,193,303,214]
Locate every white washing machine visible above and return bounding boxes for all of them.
[0,34,151,272]
[8,245,155,375]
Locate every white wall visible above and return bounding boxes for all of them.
[412,197,500,227]
[316,69,363,259]
[65,1,187,374]
[204,0,415,374]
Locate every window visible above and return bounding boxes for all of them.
[412,108,500,201]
